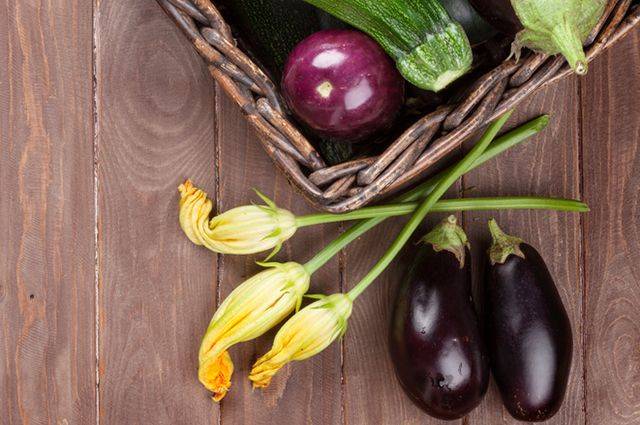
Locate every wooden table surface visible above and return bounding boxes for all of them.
[2,1,640,424]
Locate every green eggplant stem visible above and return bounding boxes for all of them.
[420,215,470,268]
[488,218,525,265]
[511,0,606,75]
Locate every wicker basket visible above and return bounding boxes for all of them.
[157,0,640,213]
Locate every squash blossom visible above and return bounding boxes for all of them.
[178,180,297,256]
[249,293,353,388]
[198,261,310,401]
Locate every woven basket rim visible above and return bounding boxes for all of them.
[157,0,640,212]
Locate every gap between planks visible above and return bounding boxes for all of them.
[214,80,223,425]
[577,72,589,425]
[92,0,100,423]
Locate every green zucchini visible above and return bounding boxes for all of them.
[304,0,474,92]
[217,1,342,79]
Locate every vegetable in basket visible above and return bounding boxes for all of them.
[282,29,405,142]
[468,0,607,74]
[303,0,474,92]
[440,0,498,45]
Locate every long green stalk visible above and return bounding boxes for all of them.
[432,197,588,213]
[304,114,549,275]
[296,196,587,227]
[346,111,513,299]
[302,197,586,273]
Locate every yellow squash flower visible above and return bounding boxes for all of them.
[179,180,297,256]
[249,293,353,388]
[198,261,310,401]
[199,351,234,402]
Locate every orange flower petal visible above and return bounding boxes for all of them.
[198,351,234,402]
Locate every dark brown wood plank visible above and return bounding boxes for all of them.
[0,0,96,423]
[216,93,342,424]
[95,1,218,422]
[581,29,640,425]
[463,79,585,424]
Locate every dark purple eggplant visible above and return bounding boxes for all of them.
[467,0,522,35]
[390,216,489,420]
[485,219,573,422]
[440,0,498,45]
[282,30,404,142]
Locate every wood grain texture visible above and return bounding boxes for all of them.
[216,91,343,425]
[462,79,585,425]
[1,1,639,422]
[94,0,218,423]
[581,29,640,425]
[0,0,96,423]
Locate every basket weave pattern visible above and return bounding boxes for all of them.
[157,0,640,212]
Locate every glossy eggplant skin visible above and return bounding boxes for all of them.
[390,246,489,420]
[467,0,523,35]
[485,243,573,422]
[440,0,497,45]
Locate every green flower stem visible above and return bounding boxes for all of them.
[303,114,548,275]
[296,205,416,227]
[346,111,513,300]
[297,196,588,227]
[432,197,589,213]
[304,218,382,275]
[302,196,587,274]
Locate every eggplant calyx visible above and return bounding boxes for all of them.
[488,219,525,265]
[514,17,587,75]
[549,18,588,75]
[420,215,470,268]
[510,0,607,75]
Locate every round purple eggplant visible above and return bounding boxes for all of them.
[390,216,489,420]
[282,29,404,142]
[485,219,573,422]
